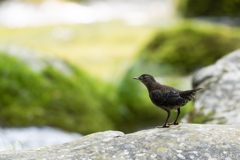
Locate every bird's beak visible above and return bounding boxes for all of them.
[133,77,139,80]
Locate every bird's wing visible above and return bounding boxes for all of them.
[150,88,186,107]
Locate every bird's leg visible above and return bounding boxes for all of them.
[169,108,181,125]
[156,110,170,128]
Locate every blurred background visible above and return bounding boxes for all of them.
[1,0,240,150]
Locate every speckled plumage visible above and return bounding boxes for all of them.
[133,74,202,128]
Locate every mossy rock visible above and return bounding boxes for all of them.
[0,53,119,135]
[187,105,216,124]
[179,0,240,17]
[140,21,240,73]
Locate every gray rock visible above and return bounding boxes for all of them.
[190,49,240,124]
[0,123,240,160]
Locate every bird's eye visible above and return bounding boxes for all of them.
[144,77,147,79]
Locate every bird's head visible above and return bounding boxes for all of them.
[133,74,156,86]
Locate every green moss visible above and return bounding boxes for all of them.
[0,53,119,135]
[140,21,240,73]
[187,105,215,123]
[179,0,240,17]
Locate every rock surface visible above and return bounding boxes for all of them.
[0,123,240,160]
[190,49,240,124]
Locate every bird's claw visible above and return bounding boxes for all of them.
[168,122,179,125]
[156,125,169,128]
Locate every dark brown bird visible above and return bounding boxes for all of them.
[133,74,202,128]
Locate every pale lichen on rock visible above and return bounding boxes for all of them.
[0,123,240,159]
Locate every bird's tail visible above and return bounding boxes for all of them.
[193,88,203,92]
[181,88,203,101]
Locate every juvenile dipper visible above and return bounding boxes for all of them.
[133,74,202,128]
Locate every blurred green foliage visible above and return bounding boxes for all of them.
[180,0,240,17]
[0,53,118,135]
[140,21,240,73]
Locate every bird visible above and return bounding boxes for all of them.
[133,74,202,128]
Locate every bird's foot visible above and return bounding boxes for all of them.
[155,125,169,128]
[168,122,179,125]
